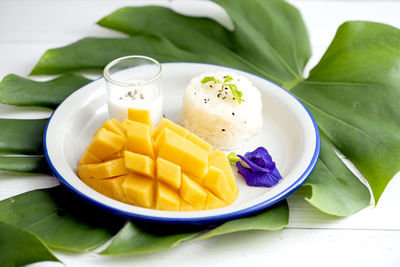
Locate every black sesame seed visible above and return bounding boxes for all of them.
[210,85,212,88]
[217,93,222,98]
[233,97,235,100]
[222,96,227,100]
[232,112,235,116]
[221,129,226,131]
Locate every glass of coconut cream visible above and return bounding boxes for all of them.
[104,55,162,124]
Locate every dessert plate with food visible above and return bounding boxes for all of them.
[44,58,320,225]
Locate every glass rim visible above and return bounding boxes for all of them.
[103,55,162,86]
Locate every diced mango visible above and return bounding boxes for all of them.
[204,167,235,203]
[180,200,197,211]
[127,121,154,158]
[78,114,239,211]
[205,191,226,210]
[156,157,181,189]
[122,174,154,208]
[156,183,181,211]
[157,129,208,178]
[82,176,125,201]
[186,133,212,154]
[87,128,126,161]
[125,151,154,178]
[153,117,188,141]
[180,174,207,209]
[101,119,126,137]
[128,108,152,127]
[78,158,127,179]
[79,150,102,165]
[209,150,238,194]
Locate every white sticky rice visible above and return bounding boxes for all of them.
[179,71,263,149]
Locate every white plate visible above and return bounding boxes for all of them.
[44,63,320,225]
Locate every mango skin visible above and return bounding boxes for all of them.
[77,109,239,211]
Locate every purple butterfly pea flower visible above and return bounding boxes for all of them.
[236,147,282,187]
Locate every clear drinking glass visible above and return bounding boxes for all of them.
[103,55,163,124]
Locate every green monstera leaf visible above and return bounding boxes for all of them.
[292,21,400,203]
[0,221,60,267]
[0,155,48,173]
[302,134,371,216]
[100,222,199,255]
[0,186,125,252]
[0,118,47,155]
[101,200,288,255]
[0,73,91,108]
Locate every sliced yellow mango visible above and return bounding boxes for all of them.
[157,128,208,178]
[153,117,188,141]
[180,174,207,209]
[156,157,181,190]
[156,182,181,211]
[205,190,226,210]
[79,150,102,165]
[87,128,126,161]
[128,108,152,127]
[77,158,127,179]
[124,151,154,178]
[82,176,125,201]
[203,167,235,203]
[209,150,238,194]
[122,174,154,208]
[78,114,239,211]
[127,121,154,158]
[180,200,197,211]
[186,133,213,154]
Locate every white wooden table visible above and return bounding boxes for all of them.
[1,1,400,266]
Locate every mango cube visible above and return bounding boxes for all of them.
[127,121,154,158]
[156,157,181,189]
[82,176,125,201]
[125,151,154,178]
[157,129,208,178]
[87,128,126,161]
[156,183,181,211]
[79,150,102,165]
[205,191,226,210]
[204,167,235,203]
[186,133,212,154]
[101,119,126,137]
[180,174,207,209]
[122,174,154,208]
[180,201,196,211]
[153,117,188,141]
[78,158,127,179]
[209,150,238,194]
[128,108,152,127]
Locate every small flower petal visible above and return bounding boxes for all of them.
[236,147,282,187]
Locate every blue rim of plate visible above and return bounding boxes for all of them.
[43,62,320,225]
